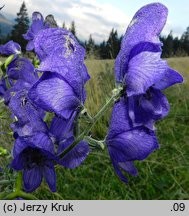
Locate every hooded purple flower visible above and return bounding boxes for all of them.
[114,3,183,128]
[23,12,48,51]
[0,40,21,56]
[115,3,183,97]
[11,132,57,192]
[106,98,158,183]
[28,28,90,118]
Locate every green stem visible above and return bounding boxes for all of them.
[59,87,122,158]
[3,172,38,200]
[0,179,15,185]
[4,191,38,200]
[15,171,22,192]
[4,55,14,69]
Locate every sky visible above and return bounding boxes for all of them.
[0,0,188,43]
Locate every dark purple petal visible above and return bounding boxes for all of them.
[8,90,45,126]
[49,112,76,143]
[38,63,88,101]
[126,51,168,96]
[38,57,90,86]
[111,160,138,183]
[0,40,21,55]
[107,127,159,162]
[107,97,132,139]
[154,68,184,90]
[11,122,33,137]
[43,165,56,192]
[12,132,54,158]
[30,132,54,153]
[0,78,7,97]
[128,42,162,62]
[23,167,43,192]
[26,41,34,51]
[115,3,168,82]
[119,161,138,176]
[11,156,25,170]
[7,58,38,84]
[12,137,27,158]
[128,88,170,129]
[4,81,33,104]
[11,149,26,170]
[111,160,128,183]
[59,140,89,169]
[28,72,81,119]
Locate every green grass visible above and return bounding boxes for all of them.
[1,57,189,199]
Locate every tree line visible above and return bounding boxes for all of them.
[1,1,189,59]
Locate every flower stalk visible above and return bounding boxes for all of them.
[59,86,123,158]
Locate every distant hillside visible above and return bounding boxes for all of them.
[0,14,13,35]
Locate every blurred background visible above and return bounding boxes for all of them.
[0,0,189,200]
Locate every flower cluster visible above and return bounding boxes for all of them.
[0,12,90,192]
[106,3,183,182]
[0,2,184,194]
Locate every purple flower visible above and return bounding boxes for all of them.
[114,3,183,128]
[11,132,57,192]
[23,12,48,51]
[0,40,21,55]
[28,27,90,118]
[49,113,89,168]
[115,3,183,97]
[106,98,158,183]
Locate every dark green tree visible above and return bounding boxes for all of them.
[85,34,97,58]
[11,1,29,50]
[106,28,120,59]
[99,40,108,59]
[181,26,189,55]
[69,21,76,37]
[62,21,67,29]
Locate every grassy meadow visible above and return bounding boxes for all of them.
[0,57,189,199]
